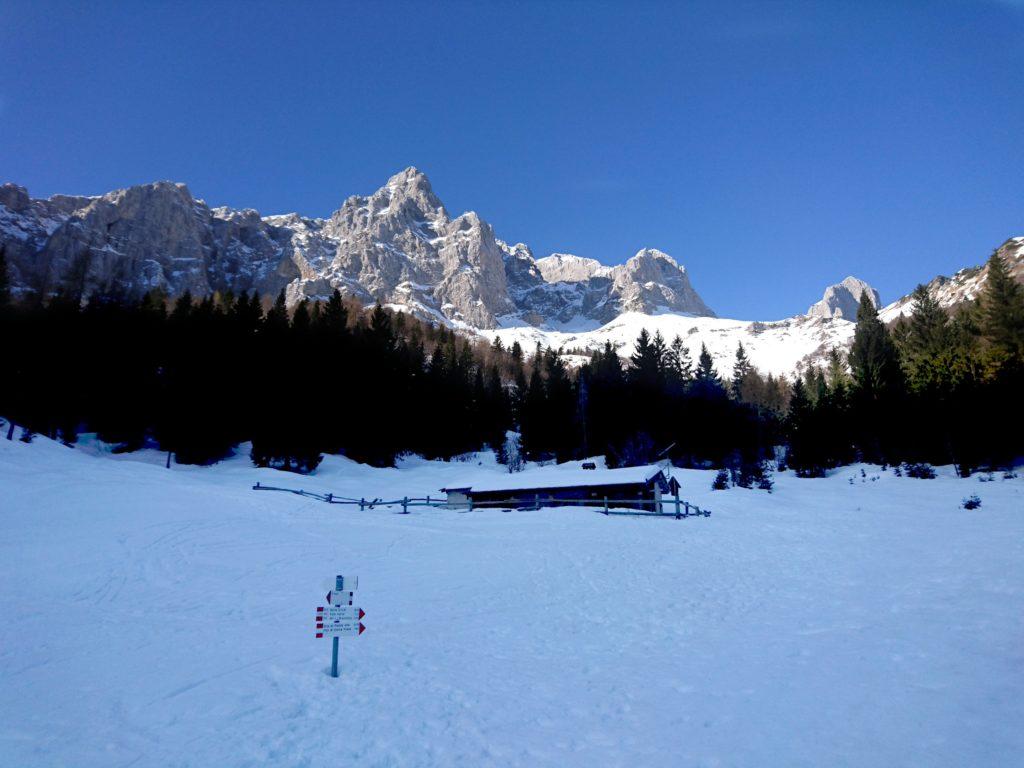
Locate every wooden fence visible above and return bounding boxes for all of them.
[252,482,710,519]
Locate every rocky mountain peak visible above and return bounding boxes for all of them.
[0,183,31,213]
[806,276,880,320]
[1,167,716,329]
[626,247,680,269]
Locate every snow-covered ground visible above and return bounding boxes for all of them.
[1,436,1022,767]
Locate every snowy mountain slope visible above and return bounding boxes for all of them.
[484,311,860,377]
[880,237,1024,322]
[2,435,1022,767]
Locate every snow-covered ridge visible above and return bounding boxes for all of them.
[2,173,1020,376]
[879,237,1024,323]
[484,311,859,378]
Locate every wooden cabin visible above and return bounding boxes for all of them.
[440,464,679,512]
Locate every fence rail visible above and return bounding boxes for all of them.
[252,482,710,519]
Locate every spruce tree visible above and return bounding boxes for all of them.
[263,290,289,336]
[628,329,662,387]
[666,335,692,385]
[849,293,900,399]
[731,342,752,400]
[980,249,1024,364]
[848,293,903,462]
[695,343,721,386]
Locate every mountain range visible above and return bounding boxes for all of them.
[2,168,1020,376]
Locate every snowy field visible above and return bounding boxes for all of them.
[1,436,1023,767]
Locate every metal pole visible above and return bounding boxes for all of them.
[331,636,339,678]
[603,496,608,515]
[402,496,408,514]
[674,488,680,517]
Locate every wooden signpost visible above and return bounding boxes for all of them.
[315,574,364,678]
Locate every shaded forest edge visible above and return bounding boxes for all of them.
[0,249,1021,477]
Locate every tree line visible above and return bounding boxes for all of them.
[0,248,1021,476]
[786,251,1023,476]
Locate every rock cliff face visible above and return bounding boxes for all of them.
[806,276,880,320]
[0,169,715,329]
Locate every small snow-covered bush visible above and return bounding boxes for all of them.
[1003,471,1018,481]
[962,494,981,510]
[902,462,936,479]
[711,469,730,490]
[500,431,524,474]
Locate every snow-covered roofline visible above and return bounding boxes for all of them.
[442,464,667,494]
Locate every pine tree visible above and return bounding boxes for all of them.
[263,290,289,336]
[666,335,692,385]
[979,249,1024,364]
[849,293,900,399]
[898,284,950,393]
[628,329,663,387]
[731,342,752,400]
[848,293,903,463]
[786,378,822,477]
[320,289,348,336]
[695,343,721,387]
[291,299,311,335]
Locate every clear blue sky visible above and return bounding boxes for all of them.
[2,1,1021,318]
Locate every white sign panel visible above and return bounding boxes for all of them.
[315,621,365,638]
[327,590,354,605]
[318,606,365,621]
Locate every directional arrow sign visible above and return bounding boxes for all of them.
[315,621,365,638]
[317,606,365,622]
[327,590,354,606]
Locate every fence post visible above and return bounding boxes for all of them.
[359,497,365,511]
[674,488,680,518]
[603,496,608,515]
[426,495,431,505]
[684,501,689,517]
[534,494,539,510]
[402,496,408,514]
[326,492,333,503]
[468,497,473,512]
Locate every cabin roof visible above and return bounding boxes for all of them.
[441,464,667,495]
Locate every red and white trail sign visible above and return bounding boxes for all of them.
[315,621,366,638]
[317,574,364,678]
[317,606,365,622]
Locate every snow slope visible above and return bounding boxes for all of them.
[1,437,1023,767]
[484,311,858,377]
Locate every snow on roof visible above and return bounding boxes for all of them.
[442,464,667,494]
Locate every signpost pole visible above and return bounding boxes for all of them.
[331,636,340,678]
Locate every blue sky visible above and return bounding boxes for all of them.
[1,1,1021,318]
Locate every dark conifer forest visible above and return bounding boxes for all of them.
[1,249,1021,475]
